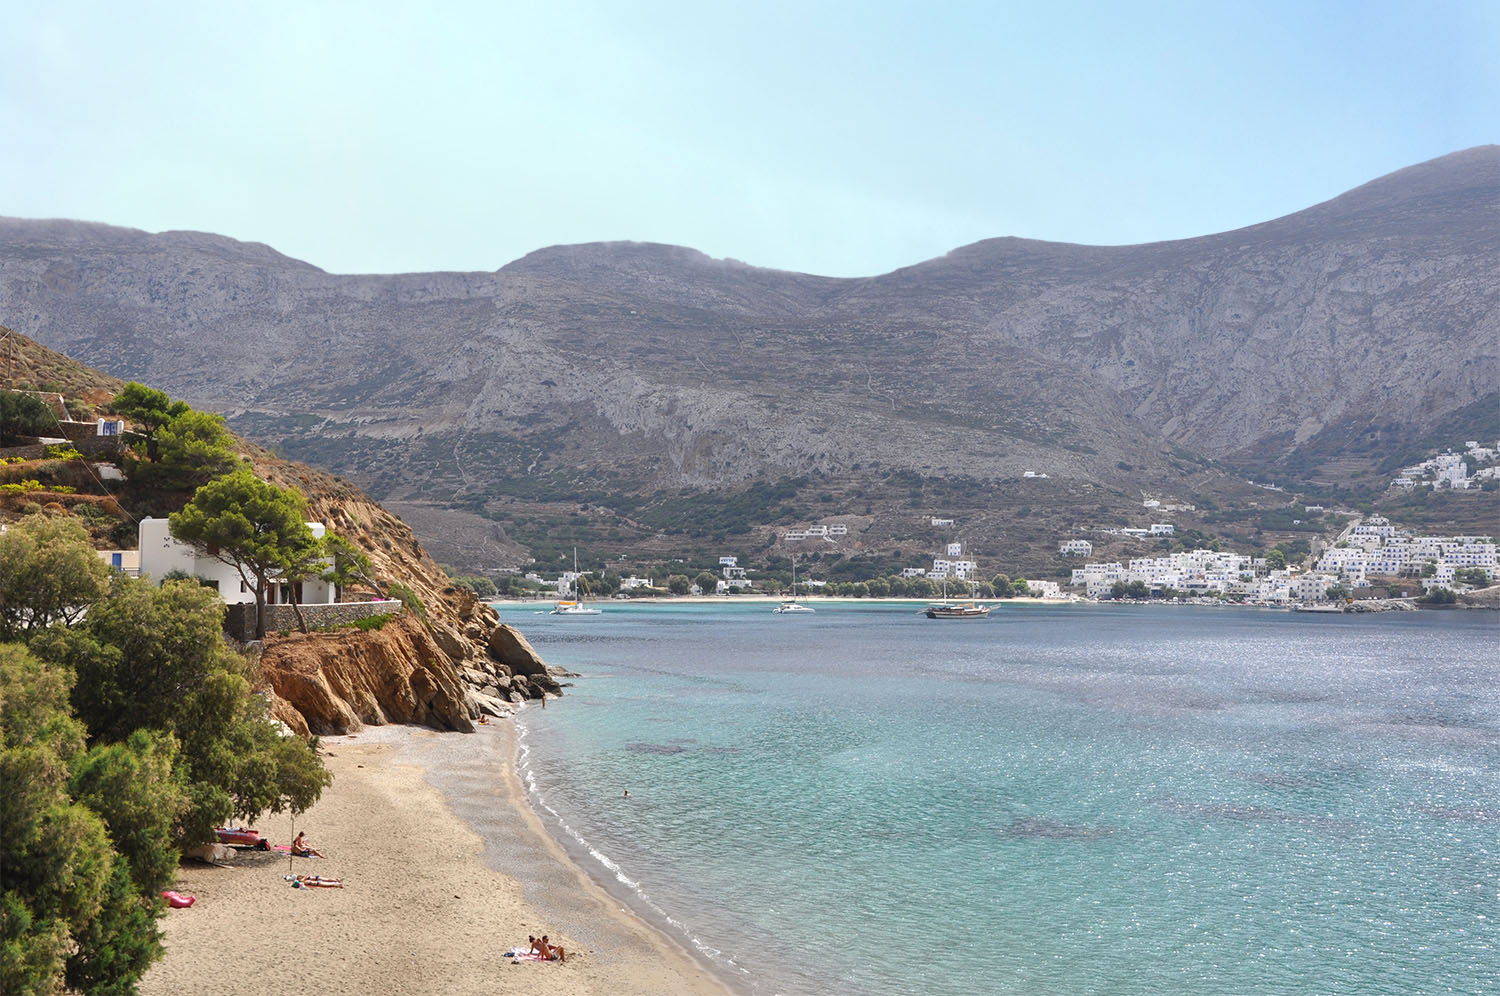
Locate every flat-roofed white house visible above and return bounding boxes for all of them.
[1059,539,1093,556]
[137,517,335,606]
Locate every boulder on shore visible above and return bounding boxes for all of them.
[487,624,548,676]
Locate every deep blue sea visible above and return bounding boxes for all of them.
[503,601,1499,996]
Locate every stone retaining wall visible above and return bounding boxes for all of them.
[225,599,403,642]
[0,436,126,459]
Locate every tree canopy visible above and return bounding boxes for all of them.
[1,517,331,993]
[137,409,238,488]
[0,645,161,996]
[168,469,321,638]
[0,390,57,444]
[0,515,111,641]
[110,383,236,488]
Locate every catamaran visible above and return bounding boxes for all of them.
[551,548,602,615]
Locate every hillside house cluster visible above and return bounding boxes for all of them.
[1389,440,1500,491]
[1315,516,1495,589]
[929,541,979,580]
[98,518,399,640]
[1098,524,1175,539]
[1070,548,1272,599]
[783,523,850,542]
[1142,499,1196,512]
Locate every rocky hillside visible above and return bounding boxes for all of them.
[1,147,1495,573]
[1,331,560,734]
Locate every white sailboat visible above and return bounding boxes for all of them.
[551,548,602,615]
[773,556,815,614]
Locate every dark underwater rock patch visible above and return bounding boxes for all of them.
[623,742,687,754]
[994,816,1116,841]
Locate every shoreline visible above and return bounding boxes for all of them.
[140,723,729,996]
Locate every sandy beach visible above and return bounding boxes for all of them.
[140,723,728,996]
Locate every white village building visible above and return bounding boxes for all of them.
[137,517,336,606]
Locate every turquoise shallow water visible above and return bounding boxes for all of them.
[506,601,1499,996]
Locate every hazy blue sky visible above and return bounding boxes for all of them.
[5,1,1496,276]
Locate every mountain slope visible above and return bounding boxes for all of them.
[1,147,1495,571]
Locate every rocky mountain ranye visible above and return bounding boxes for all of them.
[2,147,1495,573]
[1,331,561,735]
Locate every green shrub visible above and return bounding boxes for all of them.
[387,581,426,620]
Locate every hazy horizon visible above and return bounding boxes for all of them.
[5,1,1496,278]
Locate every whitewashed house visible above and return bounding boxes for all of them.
[137,517,335,605]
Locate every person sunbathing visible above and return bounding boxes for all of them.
[295,874,343,888]
[539,935,566,963]
[291,832,324,857]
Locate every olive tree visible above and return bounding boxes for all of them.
[0,515,110,640]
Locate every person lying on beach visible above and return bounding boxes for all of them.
[291,832,323,858]
[294,875,343,888]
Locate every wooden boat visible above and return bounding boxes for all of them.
[925,601,991,619]
[925,577,991,619]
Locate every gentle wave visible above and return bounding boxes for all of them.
[514,716,755,986]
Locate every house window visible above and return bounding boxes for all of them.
[207,543,219,556]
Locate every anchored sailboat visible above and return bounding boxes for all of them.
[551,548,602,615]
[773,556,814,614]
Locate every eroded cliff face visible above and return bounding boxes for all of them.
[251,455,563,735]
[261,614,473,736]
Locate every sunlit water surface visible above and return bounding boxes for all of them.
[504,601,1498,996]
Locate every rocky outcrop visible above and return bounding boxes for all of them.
[487,623,563,700]
[260,614,475,736]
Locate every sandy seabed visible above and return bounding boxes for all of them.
[140,723,728,996]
